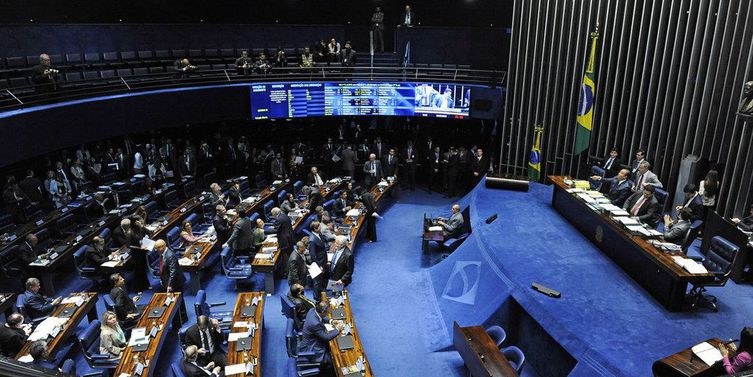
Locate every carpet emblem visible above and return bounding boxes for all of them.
[441,261,481,305]
[595,225,604,243]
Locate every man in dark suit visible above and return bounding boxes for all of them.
[30,54,59,95]
[428,146,442,193]
[271,152,287,180]
[445,147,460,197]
[332,191,354,219]
[629,149,647,181]
[329,236,354,287]
[112,218,131,247]
[307,166,327,187]
[308,222,328,301]
[85,236,115,276]
[663,209,693,245]
[372,138,386,160]
[591,168,633,207]
[156,239,185,292]
[180,148,197,178]
[288,241,310,288]
[184,315,227,367]
[361,188,378,242]
[180,345,222,377]
[401,141,417,191]
[288,283,315,329]
[299,301,344,366]
[273,207,295,257]
[362,153,383,188]
[0,313,30,357]
[601,148,622,177]
[109,273,142,326]
[223,203,254,256]
[401,5,415,27]
[227,182,243,208]
[23,278,61,319]
[675,184,704,221]
[19,170,45,205]
[470,148,490,185]
[213,205,231,243]
[340,145,357,178]
[17,234,41,266]
[382,148,399,178]
[623,184,660,228]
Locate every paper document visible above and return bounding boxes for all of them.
[273,180,283,185]
[178,257,194,266]
[345,209,360,217]
[140,237,156,251]
[327,279,344,292]
[324,323,335,332]
[61,296,85,306]
[18,355,33,363]
[617,217,640,226]
[576,193,597,203]
[672,256,709,274]
[691,342,723,366]
[377,181,389,188]
[609,209,630,217]
[233,321,251,328]
[428,226,443,232]
[262,246,277,254]
[228,332,250,342]
[308,262,323,278]
[225,364,249,376]
[294,156,303,164]
[101,260,120,268]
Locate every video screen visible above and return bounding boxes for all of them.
[250,82,472,120]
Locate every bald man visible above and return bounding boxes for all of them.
[437,204,464,238]
[30,53,58,94]
[180,345,222,377]
[156,239,185,292]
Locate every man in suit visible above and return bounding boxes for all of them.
[307,166,327,187]
[0,313,31,357]
[288,241,310,288]
[181,147,197,178]
[630,149,647,181]
[209,183,226,208]
[675,184,704,221]
[401,4,415,27]
[445,147,461,197]
[213,205,231,243]
[17,234,42,267]
[329,236,354,287]
[184,315,227,367]
[357,138,371,161]
[19,170,45,205]
[23,278,61,319]
[623,184,661,228]
[438,204,464,238]
[371,7,385,52]
[632,161,663,192]
[157,239,185,292]
[288,283,316,329]
[252,218,266,253]
[470,148,490,185]
[112,218,131,247]
[382,148,399,178]
[299,301,344,366]
[271,152,287,180]
[180,345,222,377]
[272,207,295,256]
[401,141,417,191]
[223,203,254,256]
[308,222,328,301]
[85,236,116,276]
[428,146,442,193]
[30,54,58,95]
[109,273,142,325]
[591,168,633,207]
[372,138,386,160]
[363,153,383,188]
[319,216,337,243]
[332,191,354,219]
[663,209,693,245]
[340,145,358,178]
[227,181,243,208]
[601,148,622,177]
[360,188,379,242]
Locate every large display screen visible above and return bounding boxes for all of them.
[250,82,472,120]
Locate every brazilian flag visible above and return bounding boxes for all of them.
[528,124,543,181]
[574,29,599,155]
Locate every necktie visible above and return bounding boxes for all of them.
[634,174,643,191]
[202,329,213,353]
[605,158,613,169]
[630,196,646,216]
[331,249,342,272]
[371,162,376,176]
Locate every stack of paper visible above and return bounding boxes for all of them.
[672,256,709,274]
[60,296,85,306]
[178,257,194,266]
[565,188,585,194]
[261,246,277,254]
[377,181,389,188]
[609,209,630,217]
[428,226,443,232]
[617,217,640,226]
[128,327,149,346]
[576,193,597,203]
[272,180,283,185]
[345,209,360,218]
[28,317,68,341]
[691,342,723,366]
[101,260,120,267]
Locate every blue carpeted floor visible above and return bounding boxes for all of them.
[32,180,752,377]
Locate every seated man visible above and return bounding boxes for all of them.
[601,148,622,177]
[288,283,316,329]
[109,273,143,326]
[184,315,227,368]
[663,208,693,245]
[675,184,704,221]
[632,161,663,192]
[623,184,660,228]
[332,190,354,219]
[732,205,753,232]
[299,301,344,367]
[591,168,633,207]
[180,345,223,377]
[23,278,61,319]
[319,216,336,243]
[307,166,326,187]
[0,313,31,357]
[85,236,118,276]
[26,340,57,370]
[437,204,464,238]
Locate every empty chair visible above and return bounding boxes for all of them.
[102,51,123,68]
[137,50,156,66]
[9,77,29,89]
[83,70,101,81]
[285,318,323,367]
[116,68,133,77]
[654,188,670,215]
[120,51,137,64]
[132,67,149,77]
[84,52,103,68]
[502,346,525,374]
[263,200,275,221]
[277,190,287,206]
[6,56,27,69]
[164,189,179,208]
[485,325,507,348]
[144,200,160,221]
[681,220,704,254]
[687,236,739,312]
[322,199,334,214]
[55,213,78,237]
[287,356,320,377]
[64,72,82,83]
[172,363,187,377]
[167,226,182,249]
[73,245,101,288]
[280,294,296,320]
[183,179,197,197]
[293,181,303,195]
[220,247,253,289]
[154,50,172,65]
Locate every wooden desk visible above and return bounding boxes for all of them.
[147,195,206,239]
[114,292,182,377]
[0,293,16,318]
[652,338,725,377]
[226,292,264,377]
[549,176,714,311]
[16,292,98,360]
[335,179,398,253]
[452,322,519,377]
[236,182,290,219]
[422,229,444,254]
[252,240,280,295]
[181,240,220,294]
[324,290,374,377]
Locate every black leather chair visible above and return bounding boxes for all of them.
[654,187,670,215]
[686,236,738,312]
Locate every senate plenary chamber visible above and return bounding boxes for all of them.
[0,1,752,376]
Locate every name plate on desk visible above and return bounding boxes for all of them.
[35,219,45,226]
[331,307,346,320]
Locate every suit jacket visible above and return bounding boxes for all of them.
[213,214,231,242]
[0,325,27,357]
[252,227,265,251]
[738,215,753,232]
[180,359,220,377]
[308,232,327,268]
[287,250,308,287]
[340,149,357,172]
[23,290,54,319]
[99,325,126,357]
[361,193,377,215]
[271,158,286,179]
[402,147,417,165]
[227,217,254,251]
[633,170,663,190]
[471,156,490,176]
[160,247,185,290]
[85,245,109,271]
[19,177,44,203]
[112,225,128,247]
[623,192,660,227]
[307,172,327,186]
[276,212,295,251]
[281,200,297,214]
[382,154,399,177]
[184,324,224,356]
[209,192,225,207]
[17,242,38,265]
[298,308,338,361]
[110,286,138,321]
[330,247,354,286]
[332,198,354,217]
[228,187,243,207]
[362,160,383,181]
[442,212,465,238]
[605,177,633,207]
[680,194,705,221]
[601,156,622,176]
[664,220,691,244]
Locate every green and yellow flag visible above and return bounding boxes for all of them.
[574,29,599,155]
[528,124,543,181]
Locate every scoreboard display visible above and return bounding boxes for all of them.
[250,81,471,120]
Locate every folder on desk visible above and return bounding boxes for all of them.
[691,342,723,366]
[147,306,166,318]
[337,335,354,351]
[241,305,257,318]
[236,337,253,351]
[132,342,149,352]
[331,307,346,320]
[57,308,74,319]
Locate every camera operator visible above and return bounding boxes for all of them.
[30,53,59,95]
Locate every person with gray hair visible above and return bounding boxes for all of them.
[113,217,131,246]
[632,161,663,192]
[30,53,59,94]
[180,345,222,377]
[0,313,31,356]
[23,277,61,319]
[27,339,58,369]
[329,235,354,287]
[288,241,310,287]
[319,216,336,243]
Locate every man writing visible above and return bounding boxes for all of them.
[437,204,464,238]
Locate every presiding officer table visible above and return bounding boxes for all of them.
[549,176,715,311]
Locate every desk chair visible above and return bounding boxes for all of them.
[277,190,287,206]
[288,356,320,377]
[322,199,334,215]
[167,226,183,249]
[280,294,296,321]
[654,188,670,215]
[263,200,275,222]
[194,289,233,331]
[502,346,526,374]
[220,247,254,290]
[74,245,102,289]
[285,318,322,368]
[681,220,704,254]
[15,293,49,324]
[687,236,739,312]
[77,320,120,372]
[293,181,303,196]
[485,325,507,348]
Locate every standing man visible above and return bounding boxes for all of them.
[363,153,383,188]
[30,54,59,95]
[156,239,185,292]
[631,161,662,192]
[340,145,357,179]
[273,207,295,272]
[288,241,310,288]
[223,203,254,256]
[428,146,442,193]
[382,148,399,178]
[360,188,379,242]
[402,141,417,191]
[371,7,385,53]
[470,148,490,185]
[401,5,415,27]
[329,236,354,287]
[308,222,328,301]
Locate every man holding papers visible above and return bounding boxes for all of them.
[591,168,633,207]
[329,236,354,287]
[622,184,660,228]
[288,241,310,288]
[309,222,328,301]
